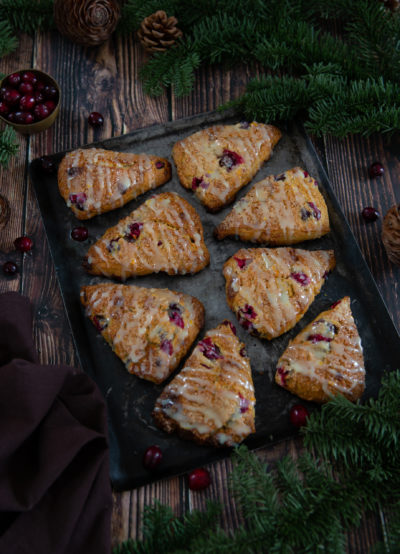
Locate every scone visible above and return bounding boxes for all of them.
[215,167,330,244]
[153,320,255,446]
[84,192,210,279]
[275,297,365,403]
[223,247,335,339]
[80,283,204,384]
[58,148,171,219]
[172,122,281,212]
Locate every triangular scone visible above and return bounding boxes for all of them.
[58,148,171,220]
[80,283,204,384]
[172,122,281,212]
[215,167,330,244]
[153,321,255,446]
[275,297,365,403]
[83,192,210,279]
[223,247,335,340]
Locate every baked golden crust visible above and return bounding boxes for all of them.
[83,192,210,279]
[172,122,281,212]
[153,321,255,446]
[58,147,171,219]
[275,296,365,403]
[223,247,336,340]
[80,283,204,384]
[215,167,330,244]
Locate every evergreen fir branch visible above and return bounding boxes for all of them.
[0,0,55,35]
[0,19,17,58]
[0,125,19,168]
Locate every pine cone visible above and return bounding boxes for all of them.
[137,11,183,53]
[54,0,120,47]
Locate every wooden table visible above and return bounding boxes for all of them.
[0,30,399,553]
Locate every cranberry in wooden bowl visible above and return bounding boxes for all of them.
[0,69,61,135]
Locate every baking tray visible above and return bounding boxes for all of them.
[30,111,400,491]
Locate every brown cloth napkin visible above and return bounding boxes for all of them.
[0,291,112,554]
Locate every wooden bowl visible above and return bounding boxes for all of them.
[0,69,61,135]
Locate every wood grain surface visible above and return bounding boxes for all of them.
[1,29,399,553]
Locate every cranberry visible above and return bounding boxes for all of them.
[3,261,18,275]
[198,337,223,360]
[34,91,44,103]
[239,346,247,357]
[290,272,310,286]
[7,72,21,87]
[233,256,250,269]
[20,95,35,111]
[188,468,211,491]
[0,101,9,116]
[45,100,56,113]
[14,236,33,252]
[307,333,332,343]
[277,366,289,386]
[7,112,16,123]
[107,238,120,253]
[362,206,379,222]
[160,339,173,355]
[4,88,20,105]
[222,319,236,335]
[303,171,309,178]
[19,82,33,94]
[168,303,184,328]
[219,149,244,171]
[191,176,209,190]
[290,404,309,427]
[276,173,286,181]
[43,85,58,99]
[307,201,321,220]
[239,393,250,413]
[124,222,143,242]
[23,112,34,124]
[21,71,37,85]
[93,315,108,332]
[71,226,88,242]
[33,103,50,120]
[14,111,26,124]
[155,160,165,169]
[238,304,257,322]
[143,445,163,470]
[39,156,56,174]
[330,299,341,309]
[35,81,45,92]
[369,162,384,178]
[69,192,87,210]
[88,111,104,127]
[300,207,312,220]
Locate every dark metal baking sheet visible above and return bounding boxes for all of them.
[30,112,400,491]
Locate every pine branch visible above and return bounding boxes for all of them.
[0,0,55,35]
[0,125,19,168]
[0,19,17,57]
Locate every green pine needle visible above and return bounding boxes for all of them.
[0,125,19,168]
[0,0,54,35]
[0,20,17,58]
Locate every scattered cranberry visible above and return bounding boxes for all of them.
[155,160,165,169]
[33,103,50,120]
[39,156,56,174]
[290,272,310,286]
[19,95,35,111]
[143,445,163,470]
[19,82,33,94]
[222,319,236,335]
[3,261,18,275]
[88,111,104,127]
[21,71,37,85]
[14,236,33,252]
[362,206,379,222]
[198,337,222,360]
[289,404,309,427]
[71,226,89,242]
[7,72,21,87]
[168,303,184,328]
[160,339,173,355]
[369,162,384,178]
[219,149,244,171]
[188,468,211,491]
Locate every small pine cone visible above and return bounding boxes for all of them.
[137,10,183,53]
[382,205,400,265]
[54,0,120,47]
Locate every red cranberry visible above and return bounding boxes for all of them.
[7,112,16,123]
[289,404,309,427]
[362,206,379,222]
[4,88,20,105]
[14,111,26,124]
[14,236,33,252]
[198,337,222,360]
[45,100,56,113]
[234,256,250,269]
[222,319,236,335]
[0,101,9,116]
[168,303,184,328]
[93,315,108,332]
[107,238,120,253]
[21,71,37,85]
[239,393,250,413]
[290,272,310,286]
[3,261,18,275]
[330,299,341,309]
[71,226,89,242]
[39,156,56,173]
[7,72,21,87]
[191,176,209,190]
[33,103,50,120]
[369,162,384,178]
[219,149,244,171]
[43,85,58,99]
[238,304,257,330]
[188,468,211,491]
[277,366,289,386]
[88,111,104,127]
[307,333,332,343]
[307,201,321,220]
[155,160,165,169]
[20,95,35,111]
[124,222,143,242]
[19,82,34,95]
[160,339,173,355]
[24,112,34,124]
[34,91,44,103]
[35,80,45,92]
[143,445,163,470]
[69,193,87,210]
